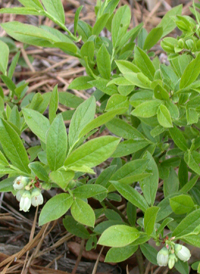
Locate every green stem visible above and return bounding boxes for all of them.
[104,199,128,224]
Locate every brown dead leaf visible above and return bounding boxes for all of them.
[68,242,105,262]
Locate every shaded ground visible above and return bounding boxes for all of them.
[0,1,198,274]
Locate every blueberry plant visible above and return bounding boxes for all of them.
[0,0,200,273]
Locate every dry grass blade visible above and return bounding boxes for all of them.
[91,246,104,274]
[21,206,38,274]
[0,223,48,268]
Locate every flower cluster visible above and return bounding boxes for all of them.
[13,176,43,212]
[157,242,191,269]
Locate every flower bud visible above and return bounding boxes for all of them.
[20,191,31,212]
[13,176,29,190]
[157,247,169,267]
[168,253,177,269]
[174,244,191,262]
[31,188,43,207]
[185,39,194,50]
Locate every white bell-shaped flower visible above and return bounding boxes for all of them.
[175,244,191,262]
[157,247,169,266]
[16,190,23,202]
[19,191,31,212]
[31,188,43,207]
[13,176,29,190]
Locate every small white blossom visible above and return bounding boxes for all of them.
[13,176,29,190]
[16,190,23,202]
[168,253,177,269]
[175,244,191,262]
[157,247,169,267]
[31,188,43,207]
[19,191,31,212]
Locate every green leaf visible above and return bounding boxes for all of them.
[117,22,143,50]
[0,7,45,16]
[0,151,9,166]
[79,108,126,139]
[140,152,159,206]
[95,165,117,187]
[80,41,94,62]
[106,94,129,111]
[182,234,200,248]
[65,136,119,168]
[8,52,20,79]
[180,54,200,89]
[123,72,151,89]
[134,46,155,81]
[73,184,107,199]
[18,0,44,9]
[172,208,200,238]
[1,21,60,47]
[22,108,50,143]
[140,243,157,265]
[68,76,93,90]
[97,44,111,79]
[9,105,21,129]
[39,193,73,226]
[170,194,194,215]
[0,177,16,192]
[59,91,83,108]
[131,100,161,118]
[184,150,200,175]
[0,119,30,173]
[164,168,179,197]
[111,181,148,212]
[77,20,92,42]
[41,0,65,24]
[144,206,159,235]
[179,175,198,194]
[50,170,74,189]
[89,79,118,95]
[169,126,188,151]
[157,5,182,37]
[0,40,9,75]
[29,162,49,182]
[175,260,189,274]
[143,27,163,51]
[74,6,83,35]
[71,198,95,227]
[92,13,110,36]
[63,215,90,239]
[68,96,96,148]
[111,159,148,181]
[98,225,140,247]
[105,245,138,263]
[49,85,59,124]
[157,104,173,128]
[112,139,149,158]
[53,42,78,55]
[115,60,140,74]
[46,114,67,171]
[1,75,16,94]
[156,217,174,236]
[106,117,145,140]
[112,5,131,49]
[186,107,198,125]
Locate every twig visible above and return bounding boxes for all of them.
[91,246,104,274]
[71,239,85,274]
